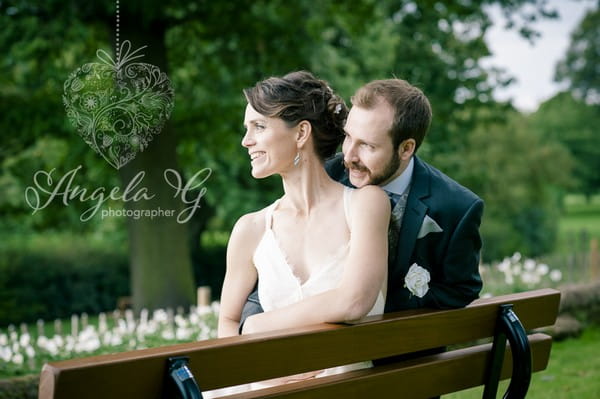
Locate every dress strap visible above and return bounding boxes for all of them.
[263,200,280,230]
[343,187,353,228]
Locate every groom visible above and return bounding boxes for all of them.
[241,78,483,322]
[326,78,483,312]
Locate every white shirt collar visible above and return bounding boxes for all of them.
[381,157,414,196]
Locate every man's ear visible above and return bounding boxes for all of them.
[398,139,416,161]
[296,120,312,148]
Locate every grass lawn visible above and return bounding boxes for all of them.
[444,326,600,399]
[557,194,600,253]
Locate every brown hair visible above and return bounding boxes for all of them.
[352,79,432,151]
[244,71,348,161]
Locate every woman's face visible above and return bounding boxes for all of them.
[242,104,297,179]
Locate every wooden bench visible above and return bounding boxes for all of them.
[38,288,560,399]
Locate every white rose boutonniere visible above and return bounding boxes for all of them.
[404,263,431,298]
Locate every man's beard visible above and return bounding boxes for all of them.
[344,151,400,186]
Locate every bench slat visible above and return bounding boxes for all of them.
[39,289,560,398]
[224,333,552,399]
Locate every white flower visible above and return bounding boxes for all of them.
[512,264,522,276]
[497,259,511,273]
[521,271,540,286]
[0,347,11,362]
[537,264,549,276]
[550,270,562,282]
[45,340,59,356]
[512,252,522,262]
[153,309,168,323]
[197,305,213,316]
[98,313,108,334]
[36,336,48,348]
[25,345,35,358]
[174,315,188,328]
[176,327,192,340]
[161,329,175,340]
[524,259,536,271]
[404,263,431,298]
[117,319,128,334]
[140,309,149,325]
[12,353,24,365]
[189,312,200,325]
[110,334,122,347]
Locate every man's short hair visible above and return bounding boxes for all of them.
[351,79,432,151]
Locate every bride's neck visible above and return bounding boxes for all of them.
[279,158,338,215]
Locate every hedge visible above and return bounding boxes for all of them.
[0,374,38,399]
[0,241,228,327]
[0,247,130,327]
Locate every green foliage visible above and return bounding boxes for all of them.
[555,3,600,104]
[558,194,600,253]
[0,239,129,327]
[455,108,573,261]
[529,92,600,198]
[0,0,563,229]
[194,242,227,300]
[0,0,579,304]
[0,375,38,399]
[0,229,227,326]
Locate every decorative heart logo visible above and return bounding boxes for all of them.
[63,41,175,169]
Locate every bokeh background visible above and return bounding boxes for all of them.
[1,0,599,397]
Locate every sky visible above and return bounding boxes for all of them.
[482,0,596,112]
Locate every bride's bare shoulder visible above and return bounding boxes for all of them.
[230,207,268,241]
[352,185,389,207]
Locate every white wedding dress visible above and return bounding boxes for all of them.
[203,187,386,397]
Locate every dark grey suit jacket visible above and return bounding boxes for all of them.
[240,154,483,323]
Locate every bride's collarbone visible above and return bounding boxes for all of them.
[276,201,344,227]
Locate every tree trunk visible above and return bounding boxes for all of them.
[118,19,196,312]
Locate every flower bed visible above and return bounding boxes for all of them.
[0,303,219,379]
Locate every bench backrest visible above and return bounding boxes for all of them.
[39,288,560,398]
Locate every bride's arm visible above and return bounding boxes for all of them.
[217,214,260,337]
[243,185,390,334]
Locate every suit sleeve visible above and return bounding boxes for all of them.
[239,285,263,327]
[407,198,484,309]
[324,153,346,181]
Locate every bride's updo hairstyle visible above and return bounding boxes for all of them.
[243,71,348,162]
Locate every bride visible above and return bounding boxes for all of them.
[207,71,390,395]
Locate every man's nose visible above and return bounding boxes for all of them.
[344,142,358,164]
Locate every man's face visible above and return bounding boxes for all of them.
[342,101,404,187]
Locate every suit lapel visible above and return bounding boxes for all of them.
[395,157,430,273]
